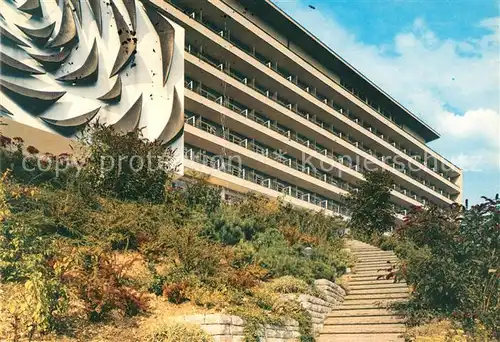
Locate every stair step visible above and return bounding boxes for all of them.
[355,263,397,269]
[351,272,395,278]
[349,283,408,290]
[349,288,409,295]
[341,298,407,306]
[354,269,396,275]
[325,315,405,325]
[320,323,406,334]
[335,304,391,310]
[352,251,396,258]
[358,257,399,263]
[328,308,396,317]
[356,261,399,267]
[349,279,403,285]
[317,333,404,342]
[346,293,409,300]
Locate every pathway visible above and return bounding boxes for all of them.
[318,240,409,342]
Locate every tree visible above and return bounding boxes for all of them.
[344,170,395,239]
[76,123,177,203]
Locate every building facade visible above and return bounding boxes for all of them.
[0,0,463,216]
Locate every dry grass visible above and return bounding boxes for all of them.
[405,320,471,342]
[0,252,216,342]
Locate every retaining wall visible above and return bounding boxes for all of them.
[171,279,346,341]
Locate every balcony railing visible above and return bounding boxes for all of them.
[184,77,450,205]
[185,113,356,192]
[170,0,459,180]
[184,144,350,216]
[185,46,455,201]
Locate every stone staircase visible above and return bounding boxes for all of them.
[318,240,408,342]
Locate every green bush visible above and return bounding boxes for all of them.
[267,276,309,294]
[344,170,395,239]
[1,127,351,339]
[252,229,337,283]
[149,322,214,342]
[76,123,176,203]
[393,199,499,338]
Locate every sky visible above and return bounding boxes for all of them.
[273,0,500,204]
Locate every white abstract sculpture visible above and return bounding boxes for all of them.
[0,0,184,165]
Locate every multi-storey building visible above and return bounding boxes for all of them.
[0,0,462,216]
[161,0,463,215]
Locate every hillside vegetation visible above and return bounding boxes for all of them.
[345,169,499,340]
[0,125,350,341]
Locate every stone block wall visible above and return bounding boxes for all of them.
[171,314,300,342]
[172,279,345,341]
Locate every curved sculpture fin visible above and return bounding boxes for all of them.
[109,0,137,77]
[16,22,56,45]
[0,52,45,75]
[18,0,43,16]
[29,47,72,71]
[88,0,102,35]
[41,106,100,126]
[97,76,122,102]
[112,94,142,133]
[56,39,99,84]
[0,25,29,47]
[48,0,77,48]
[157,88,184,144]
[143,3,174,86]
[123,0,136,31]
[69,0,82,23]
[0,78,66,101]
[0,78,66,114]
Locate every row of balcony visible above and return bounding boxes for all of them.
[185,110,434,208]
[168,0,458,179]
[184,76,454,204]
[184,46,456,201]
[185,113,356,192]
[184,144,410,217]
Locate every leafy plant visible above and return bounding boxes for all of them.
[62,247,147,321]
[149,322,214,342]
[344,170,395,239]
[76,123,177,203]
[393,197,499,338]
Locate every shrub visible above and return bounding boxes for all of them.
[149,322,214,342]
[203,206,263,245]
[180,173,222,214]
[62,247,147,321]
[162,281,189,304]
[76,123,177,203]
[6,270,68,339]
[157,225,221,280]
[393,198,499,338]
[344,170,395,239]
[252,229,337,282]
[267,276,309,294]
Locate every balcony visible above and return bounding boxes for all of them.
[166,0,460,182]
[184,144,349,216]
[185,113,356,192]
[184,77,452,206]
[184,46,457,202]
